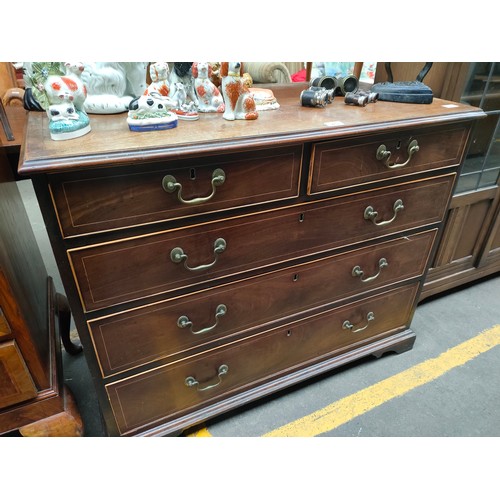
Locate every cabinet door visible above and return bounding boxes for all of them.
[0,341,37,408]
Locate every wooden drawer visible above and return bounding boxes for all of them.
[0,341,37,408]
[90,230,436,377]
[308,124,468,195]
[106,283,419,435]
[70,174,455,311]
[49,145,303,238]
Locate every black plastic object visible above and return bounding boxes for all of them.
[371,62,433,104]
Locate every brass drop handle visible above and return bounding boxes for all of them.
[185,364,229,392]
[364,199,404,227]
[162,168,226,205]
[170,238,226,272]
[352,258,388,283]
[342,312,375,333]
[177,304,227,335]
[376,139,419,169]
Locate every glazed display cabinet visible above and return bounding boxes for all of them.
[422,62,500,298]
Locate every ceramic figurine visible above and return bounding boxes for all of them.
[170,82,199,120]
[146,62,171,97]
[25,62,91,141]
[126,92,178,132]
[192,62,225,113]
[79,62,148,114]
[220,62,258,121]
[169,63,199,107]
[249,87,280,111]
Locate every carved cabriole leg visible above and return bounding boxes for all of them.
[56,292,82,355]
[18,386,84,437]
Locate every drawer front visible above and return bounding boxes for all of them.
[70,175,454,311]
[309,125,468,195]
[90,230,436,377]
[49,145,303,237]
[0,341,37,408]
[106,283,419,435]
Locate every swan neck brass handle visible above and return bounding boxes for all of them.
[170,238,226,272]
[364,199,404,227]
[185,364,228,392]
[177,304,227,335]
[342,312,375,333]
[376,139,419,169]
[352,258,388,283]
[162,168,226,205]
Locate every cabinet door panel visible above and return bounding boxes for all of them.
[0,341,37,408]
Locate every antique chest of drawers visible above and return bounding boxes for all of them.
[19,84,484,436]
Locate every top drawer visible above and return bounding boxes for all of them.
[49,145,303,238]
[308,124,469,195]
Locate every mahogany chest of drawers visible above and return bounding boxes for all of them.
[19,84,484,436]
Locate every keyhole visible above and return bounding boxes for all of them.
[286,330,292,337]
[292,273,300,282]
[190,168,196,180]
[396,140,401,149]
[299,213,305,223]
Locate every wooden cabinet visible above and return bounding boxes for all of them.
[0,150,82,436]
[19,84,484,436]
[386,63,500,299]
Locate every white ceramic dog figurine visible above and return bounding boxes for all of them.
[220,62,258,121]
[146,62,171,97]
[192,62,225,113]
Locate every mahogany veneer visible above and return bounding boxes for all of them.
[19,84,484,436]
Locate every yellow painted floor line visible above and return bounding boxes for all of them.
[186,325,500,438]
[264,324,500,437]
[185,426,213,437]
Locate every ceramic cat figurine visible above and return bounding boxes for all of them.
[24,62,91,141]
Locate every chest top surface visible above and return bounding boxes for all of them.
[18,84,485,175]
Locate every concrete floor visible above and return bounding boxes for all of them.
[16,179,500,439]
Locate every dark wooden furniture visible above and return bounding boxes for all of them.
[19,84,484,436]
[421,62,500,298]
[0,148,83,436]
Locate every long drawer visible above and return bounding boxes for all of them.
[89,230,436,377]
[106,283,419,435]
[49,145,303,237]
[308,124,468,194]
[69,174,455,311]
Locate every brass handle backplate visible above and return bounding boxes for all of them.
[185,364,229,392]
[364,199,404,227]
[352,258,388,283]
[342,312,375,333]
[162,168,226,205]
[170,237,226,272]
[177,304,227,335]
[376,139,419,169]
